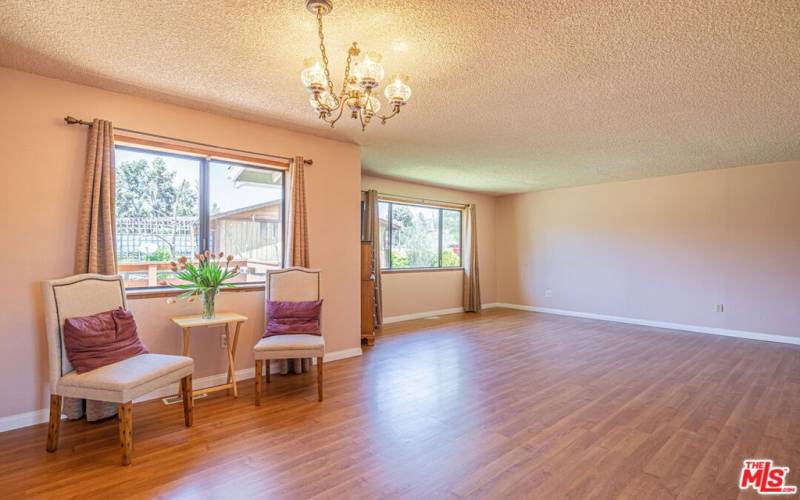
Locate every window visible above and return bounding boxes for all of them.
[115,145,284,288]
[378,201,462,270]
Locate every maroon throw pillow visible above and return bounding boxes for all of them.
[63,308,149,373]
[264,300,323,337]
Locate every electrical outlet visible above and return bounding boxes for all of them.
[715,304,724,313]
[220,334,228,349]
[545,289,553,298]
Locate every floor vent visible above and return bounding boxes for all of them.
[161,393,208,405]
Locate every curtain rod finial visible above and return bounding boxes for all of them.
[304,159,313,166]
[64,116,90,126]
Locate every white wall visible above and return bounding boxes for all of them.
[495,161,800,338]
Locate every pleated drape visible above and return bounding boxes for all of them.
[286,156,310,268]
[75,119,117,275]
[363,190,383,327]
[462,204,482,312]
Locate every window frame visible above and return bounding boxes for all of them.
[380,200,463,271]
[114,144,286,290]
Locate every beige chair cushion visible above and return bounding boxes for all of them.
[254,334,324,360]
[57,353,193,403]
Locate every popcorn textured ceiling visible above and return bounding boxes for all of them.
[1,0,798,194]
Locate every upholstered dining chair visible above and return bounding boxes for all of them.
[42,274,194,465]
[253,267,324,405]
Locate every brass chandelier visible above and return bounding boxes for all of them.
[301,0,412,131]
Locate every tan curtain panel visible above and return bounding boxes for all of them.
[364,190,383,326]
[75,119,117,275]
[463,204,482,312]
[68,118,119,421]
[280,156,311,374]
[286,156,310,268]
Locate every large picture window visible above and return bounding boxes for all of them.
[378,201,462,270]
[115,145,284,288]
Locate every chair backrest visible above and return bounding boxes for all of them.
[41,274,127,388]
[265,267,322,331]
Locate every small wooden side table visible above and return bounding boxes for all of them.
[171,312,248,398]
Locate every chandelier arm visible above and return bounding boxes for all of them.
[376,107,401,124]
[321,100,347,127]
[358,108,368,132]
[311,92,341,115]
[310,90,341,125]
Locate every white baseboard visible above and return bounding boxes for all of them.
[494,303,800,346]
[323,347,363,362]
[0,409,53,434]
[383,307,465,324]
[383,303,499,324]
[0,347,362,434]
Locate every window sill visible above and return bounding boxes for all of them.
[126,283,265,300]
[381,267,464,274]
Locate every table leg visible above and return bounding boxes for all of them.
[225,323,238,398]
[182,327,190,356]
[231,322,241,397]
[254,359,262,406]
[231,321,241,359]
[224,324,232,385]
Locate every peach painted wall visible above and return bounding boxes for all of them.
[495,161,800,337]
[0,68,361,418]
[361,175,496,318]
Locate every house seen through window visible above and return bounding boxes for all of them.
[115,146,284,288]
[378,201,462,269]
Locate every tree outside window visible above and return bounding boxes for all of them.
[378,201,462,269]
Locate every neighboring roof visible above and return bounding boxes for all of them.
[210,199,280,220]
[229,167,282,187]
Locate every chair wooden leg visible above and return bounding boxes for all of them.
[118,402,133,466]
[317,356,324,402]
[181,375,193,427]
[254,360,263,406]
[265,359,271,384]
[46,394,62,452]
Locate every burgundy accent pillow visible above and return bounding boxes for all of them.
[264,300,323,337]
[63,308,149,373]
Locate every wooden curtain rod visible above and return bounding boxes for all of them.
[63,116,313,166]
[375,191,468,209]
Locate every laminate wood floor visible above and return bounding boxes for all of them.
[1,308,799,499]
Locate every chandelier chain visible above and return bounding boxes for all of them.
[340,47,354,99]
[316,8,336,98]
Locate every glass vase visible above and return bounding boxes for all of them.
[201,288,218,319]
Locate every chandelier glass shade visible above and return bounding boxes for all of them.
[384,75,412,106]
[301,0,412,131]
[301,58,328,91]
[352,52,385,90]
